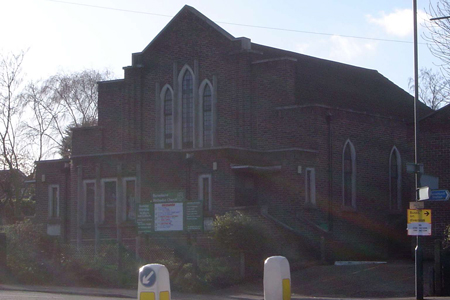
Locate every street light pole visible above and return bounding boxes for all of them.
[413,1,423,299]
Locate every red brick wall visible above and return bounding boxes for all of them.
[419,109,450,257]
[72,127,103,155]
[35,160,71,241]
[37,6,424,260]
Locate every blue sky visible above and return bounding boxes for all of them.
[0,0,442,93]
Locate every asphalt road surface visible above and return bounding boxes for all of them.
[0,291,128,300]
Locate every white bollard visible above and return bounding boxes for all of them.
[138,264,171,300]
[264,256,291,300]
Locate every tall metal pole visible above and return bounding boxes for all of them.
[413,1,423,299]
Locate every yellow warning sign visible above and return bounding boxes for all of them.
[407,209,431,224]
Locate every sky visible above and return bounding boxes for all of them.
[0,0,444,93]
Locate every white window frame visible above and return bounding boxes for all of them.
[83,180,96,224]
[305,168,316,206]
[122,177,137,222]
[389,146,402,211]
[48,184,59,218]
[101,178,118,224]
[198,174,212,211]
[342,139,357,208]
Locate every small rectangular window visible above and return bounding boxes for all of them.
[305,168,316,205]
[48,185,59,218]
[102,180,117,224]
[84,181,96,224]
[124,178,136,221]
[198,174,212,211]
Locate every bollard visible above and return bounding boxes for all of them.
[264,256,291,300]
[138,264,171,300]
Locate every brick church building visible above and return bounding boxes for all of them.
[34,5,433,260]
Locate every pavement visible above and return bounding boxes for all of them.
[0,260,448,300]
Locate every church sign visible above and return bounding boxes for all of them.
[137,191,203,233]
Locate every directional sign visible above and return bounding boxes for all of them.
[407,209,431,224]
[407,209,432,236]
[429,190,450,201]
[140,265,156,287]
[407,222,432,236]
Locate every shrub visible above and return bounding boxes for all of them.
[211,211,268,254]
[168,256,239,293]
[3,220,54,284]
[3,223,139,287]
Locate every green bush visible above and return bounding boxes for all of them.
[167,256,239,293]
[3,220,54,284]
[199,256,239,288]
[3,222,139,287]
[58,242,139,288]
[211,211,268,254]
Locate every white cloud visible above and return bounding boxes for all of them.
[367,9,429,37]
[328,35,378,64]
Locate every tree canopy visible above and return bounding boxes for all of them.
[0,49,113,222]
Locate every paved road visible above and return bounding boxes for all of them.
[0,261,438,300]
[0,290,128,300]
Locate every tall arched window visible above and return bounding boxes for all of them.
[164,89,173,149]
[202,84,212,148]
[342,140,356,208]
[182,71,194,148]
[389,147,402,211]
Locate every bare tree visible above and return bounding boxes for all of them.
[24,69,113,159]
[45,69,112,126]
[0,50,31,221]
[409,67,450,110]
[0,50,113,223]
[424,1,450,78]
[24,81,64,161]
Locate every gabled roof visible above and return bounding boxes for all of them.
[132,5,432,121]
[0,169,27,182]
[251,43,432,121]
[140,5,235,54]
[419,102,450,122]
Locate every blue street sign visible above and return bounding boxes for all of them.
[429,190,450,201]
[140,266,156,287]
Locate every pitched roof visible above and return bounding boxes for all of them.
[140,5,235,54]
[419,102,450,123]
[251,43,431,121]
[136,5,432,121]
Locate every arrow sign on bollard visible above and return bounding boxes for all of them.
[429,190,450,201]
[140,266,157,287]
